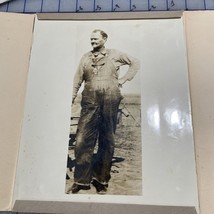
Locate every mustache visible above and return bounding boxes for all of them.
[91,42,98,45]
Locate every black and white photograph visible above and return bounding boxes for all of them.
[12,16,198,211]
[65,26,142,195]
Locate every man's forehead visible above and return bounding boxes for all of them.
[91,31,102,38]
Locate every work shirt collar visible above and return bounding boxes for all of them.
[91,47,107,57]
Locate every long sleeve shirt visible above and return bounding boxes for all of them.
[72,48,140,99]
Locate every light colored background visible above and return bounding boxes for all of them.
[0,12,35,211]
[12,16,198,211]
[184,11,214,214]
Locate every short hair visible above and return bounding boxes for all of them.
[92,29,108,39]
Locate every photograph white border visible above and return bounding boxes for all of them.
[13,15,198,210]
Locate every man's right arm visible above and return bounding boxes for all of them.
[72,56,85,103]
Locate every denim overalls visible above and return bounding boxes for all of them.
[74,53,122,186]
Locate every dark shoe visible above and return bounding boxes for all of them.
[71,183,90,194]
[92,179,108,194]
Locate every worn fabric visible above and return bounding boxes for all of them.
[73,48,139,186]
[72,48,140,100]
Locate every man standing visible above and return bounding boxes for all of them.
[71,29,140,194]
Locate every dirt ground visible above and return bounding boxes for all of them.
[65,95,142,195]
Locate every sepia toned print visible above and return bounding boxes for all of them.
[65,29,142,195]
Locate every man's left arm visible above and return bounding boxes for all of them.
[117,53,140,86]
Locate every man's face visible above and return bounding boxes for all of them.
[90,31,106,50]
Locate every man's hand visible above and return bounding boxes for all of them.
[118,78,127,88]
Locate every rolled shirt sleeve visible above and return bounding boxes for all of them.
[72,56,85,100]
[109,49,140,82]
[117,52,140,81]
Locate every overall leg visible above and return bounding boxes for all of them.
[74,103,100,186]
[93,93,121,185]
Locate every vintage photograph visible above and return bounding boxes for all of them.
[9,15,198,210]
[65,25,142,195]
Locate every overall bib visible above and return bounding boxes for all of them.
[74,54,122,186]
